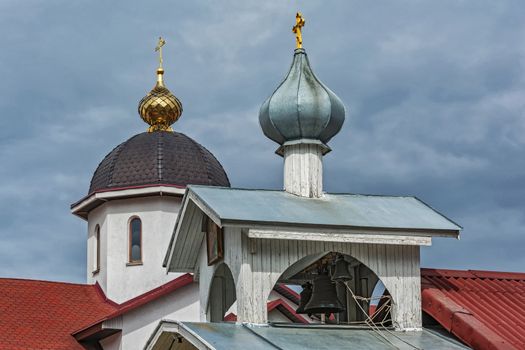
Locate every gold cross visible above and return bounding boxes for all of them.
[155,37,166,68]
[292,12,305,49]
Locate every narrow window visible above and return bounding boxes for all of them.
[93,225,100,273]
[129,217,142,263]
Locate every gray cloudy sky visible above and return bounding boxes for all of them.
[1,1,524,283]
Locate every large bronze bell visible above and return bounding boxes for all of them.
[331,255,352,282]
[304,274,345,315]
[295,282,312,314]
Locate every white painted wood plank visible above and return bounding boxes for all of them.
[182,208,205,271]
[248,228,432,246]
[252,238,263,323]
[174,201,198,270]
[237,233,253,322]
[283,143,323,198]
[289,239,298,268]
[280,239,288,283]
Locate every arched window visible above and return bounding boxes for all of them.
[129,217,142,263]
[93,225,100,273]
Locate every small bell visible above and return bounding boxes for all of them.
[295,282,312,314]
[331,255,352,282]
[304,274,345,315]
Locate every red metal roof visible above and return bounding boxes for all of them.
[422,268,525,350]
[273,283,301,305]
[0,274,193,349]
[224,284,306,323]
[4,269,525,349]
[72,273,194,340]
[0,278,117,350]
[224,298,308,324]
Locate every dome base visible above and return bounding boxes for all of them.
[275,138,331,157]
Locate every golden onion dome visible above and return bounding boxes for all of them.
[138,37,183,132]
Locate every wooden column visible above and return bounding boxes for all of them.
[283,143,323,198]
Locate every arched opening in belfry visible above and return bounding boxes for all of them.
[368,280,391,324]
[207,263,236,322]
[268,252,392,326]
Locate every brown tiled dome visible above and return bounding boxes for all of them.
[89,131,230,194]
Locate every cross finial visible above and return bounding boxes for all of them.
[155,36,166,69]
[292,12,305,49]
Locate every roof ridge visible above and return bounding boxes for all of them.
[469,269,525,280]
[188,185,280,192]
[187,185,420,198]
[422,268,525,280]
[157,131,164,183]
[0,277,93,286]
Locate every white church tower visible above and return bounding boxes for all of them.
[71,38,230,303]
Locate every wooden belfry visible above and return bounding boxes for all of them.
[164,13,461,330]
[165,186,460,329]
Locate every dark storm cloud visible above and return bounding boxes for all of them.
[0,0,524,282]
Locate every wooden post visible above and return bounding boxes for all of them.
[283,143,323,198]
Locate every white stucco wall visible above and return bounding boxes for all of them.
[87,195,183,303]
[119,282,200,350]
[87,204,109,289]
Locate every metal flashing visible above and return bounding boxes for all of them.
[70,185,186,220]
[275,138,332,156]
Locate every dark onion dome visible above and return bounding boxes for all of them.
[259,48,346,148]
[89,131,230,195]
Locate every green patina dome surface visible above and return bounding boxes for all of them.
[259,48,346,146]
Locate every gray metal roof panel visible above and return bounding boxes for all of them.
[187,186,461,232]
[178,322,469,350]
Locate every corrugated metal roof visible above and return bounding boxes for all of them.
[188,185,461,233]
[422,268,525,350]
[147,321,469,349]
